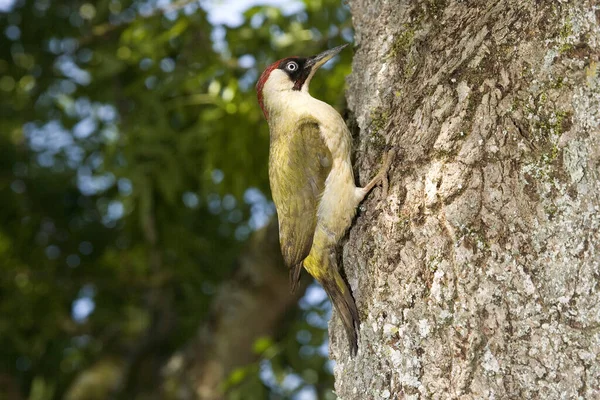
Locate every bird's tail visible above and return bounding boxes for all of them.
[304,250,359,355]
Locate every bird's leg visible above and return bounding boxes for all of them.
[362,149,396,197]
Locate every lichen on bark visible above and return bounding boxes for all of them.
[335,0,600,398]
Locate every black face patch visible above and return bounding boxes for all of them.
[278,57,310,91]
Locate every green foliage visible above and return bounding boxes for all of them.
[0,0,352,398]
[225,284,337,400]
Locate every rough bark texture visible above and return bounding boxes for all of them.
[333,1,600,398]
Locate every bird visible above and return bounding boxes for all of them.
[256,44,394,354]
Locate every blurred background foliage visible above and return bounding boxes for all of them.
[0,0,352,398]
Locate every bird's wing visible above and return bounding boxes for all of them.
[269,119,332,292]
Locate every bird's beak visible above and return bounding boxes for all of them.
[304,44,348,72]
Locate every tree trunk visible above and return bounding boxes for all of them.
[334,0,600,398]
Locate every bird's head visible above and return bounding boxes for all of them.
[256,44,348,119]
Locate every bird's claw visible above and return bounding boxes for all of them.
[363,148,396,198]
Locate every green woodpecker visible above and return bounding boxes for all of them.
[256,44,392,354]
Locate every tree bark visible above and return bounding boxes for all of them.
[334,0,600,398]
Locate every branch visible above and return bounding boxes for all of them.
[162,219,305,399]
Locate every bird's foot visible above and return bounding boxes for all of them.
[363,148,396,198]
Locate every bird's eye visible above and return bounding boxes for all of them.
[286,62,298,71]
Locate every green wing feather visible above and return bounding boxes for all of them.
[269,119,332,293]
